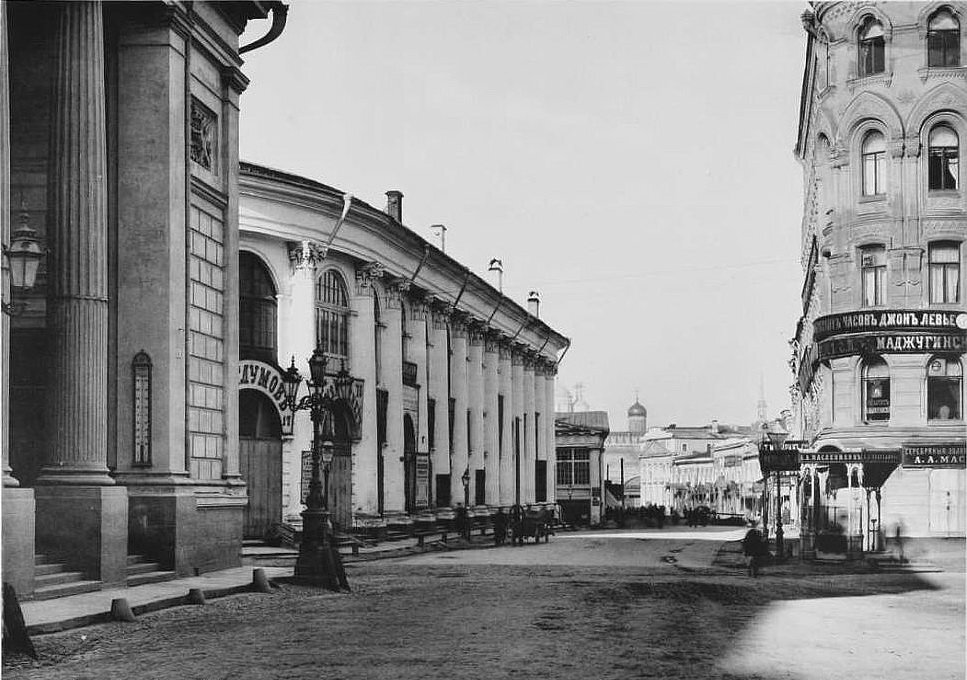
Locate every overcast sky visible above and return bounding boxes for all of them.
[239,0,808,432]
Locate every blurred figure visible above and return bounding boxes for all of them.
[493,508,508,546]
[894,519,907,564]
[742,521,766,577]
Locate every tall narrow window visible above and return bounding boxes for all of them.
[928,356,962,420]
[859,17,885,76]
[929,242,961,304]
[862,357,890,422]
[374,293,382,384]
[928,125,959,191]
[315,269,350,361]
[861,245,887,307]
[862,131,887,196]
[928,9,960,67]
[239,252,277,364]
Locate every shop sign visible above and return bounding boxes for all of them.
[865,378,890,421]
[759,451,800,472]
[814,310,966,342]
[800,450,901,465]
[723,455,742,468]
[902,445,966,468]
[239,359,293,436]
[816,332,966,363]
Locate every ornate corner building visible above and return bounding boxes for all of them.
[791,2,966,547]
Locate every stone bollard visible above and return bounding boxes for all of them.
[252,568,273,593]
[186,588,207,605]
[110,598,136,622]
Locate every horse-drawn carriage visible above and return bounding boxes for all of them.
[509,506,554,545]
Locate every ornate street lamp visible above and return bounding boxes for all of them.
[765,422,790,562]
[2,211,44,316]
[461,467,470,508]
[281,350,348,591]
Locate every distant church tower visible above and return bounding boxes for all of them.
[756,373,768,423]
[628,392,647,434]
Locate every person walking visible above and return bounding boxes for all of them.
[493,508,508,546]
[742,522,766,577]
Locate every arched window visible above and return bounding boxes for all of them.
[315,269,350,361]
[862,357,890,422]
[929,241,961,304]
[928,125,959,191]
[859,17,886,76]
[928,9,960,67]
[928,356,962,420]
[862,131,887,196]
[860,244,887,307]
[239,252,277,364]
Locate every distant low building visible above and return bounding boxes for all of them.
[555,411,609,526]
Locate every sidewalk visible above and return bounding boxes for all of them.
[18,533,494,636]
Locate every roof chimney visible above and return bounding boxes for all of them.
[527,290,540,318]
[430,224,447,253]
[385,190,403,223]
[709,419,719,434]
[488,258,503,292]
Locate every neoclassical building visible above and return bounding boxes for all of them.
[238,163,566,538]
[2,1,286,597]
[791,2,966,551]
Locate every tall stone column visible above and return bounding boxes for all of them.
[449,312,469,506]
[351,263,382,515]
[35,1,126,586]
[407,294,430,509]
[534,361,547,501]
[498,341,514,506]
[281,241,323,519]
[511,346,525,505]
[545,364,557,503]
[523,354,536,504]
[427,299,450,504]
[382,279,406,513]
[467,323,485,506]
[483,332,500,505]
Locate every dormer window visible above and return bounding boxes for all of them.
[859,17,885,76]
[928,9,960,67]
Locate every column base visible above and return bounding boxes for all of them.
[2,488,35,596]
[35,485,127,586]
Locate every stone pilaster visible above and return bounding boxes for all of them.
[498,341,514,506]
[39,2,112,485]
[427,297,451,503]
[350,263,381,515]
[449,311,470,506]
[467,321,485,506]
[483,331,500,505]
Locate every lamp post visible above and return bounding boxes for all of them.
[2,212,44,316]
[461,467,470,508]
[765,424,789,562]
[281,350,351,591]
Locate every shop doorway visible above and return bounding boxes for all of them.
[239,391,283,539]
[403,414,417,513]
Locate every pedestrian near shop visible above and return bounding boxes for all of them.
[742,522,766,578]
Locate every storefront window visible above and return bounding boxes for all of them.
[928,356,963,420]
[862,357,890,422]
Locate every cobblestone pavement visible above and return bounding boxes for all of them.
[4,529,964,680]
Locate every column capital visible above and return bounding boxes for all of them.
[511,343,527,366]
[385,277,411,310]
[484,328,503,354]
[450,309,470,338]
[903,136,921,158]
[467,317,486,346]
[354,261,385,295]
[287,239,326,272]
[407,291,430,321]
[498,338,514,360]
[428,296,452,330]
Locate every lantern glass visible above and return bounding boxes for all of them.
[308,349,327,385]
[7,226,44,290]
[281,357,302,407]
[461,469,470,487]
[320,440,335,467]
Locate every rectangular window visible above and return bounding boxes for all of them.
[475,469,486,506]
[928,357,963,420]
[863,150,885,195]
[861,246,887,307]
[448,398,456,451]
[864,376,890,421]
[860,38,885,76]
[930,243,961,304]
[497,395,504,457]
[377,389,389,447]
[427,398,436,451]
[535,460,547,502]
[929,147,960,191]
[556,449,590,486]
[929,30,960,68]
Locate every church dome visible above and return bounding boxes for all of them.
[628,400,647,417]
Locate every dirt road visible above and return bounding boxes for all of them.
[5,529,963,680]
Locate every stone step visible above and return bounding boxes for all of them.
[34,570,87,588]
[31,579,102,601]
[126,561,164,576]
[34,554,53,566]
[126,570,178,587]
[34,562,68,577]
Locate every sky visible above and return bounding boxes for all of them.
[238,0,808,432]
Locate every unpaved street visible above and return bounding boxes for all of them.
[5,529,964,680]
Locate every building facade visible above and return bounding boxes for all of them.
[554,411,608,526]
[602,397,647,485]
[2,1,286,596]
[238,164,567,538]
[792,2,967,551]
